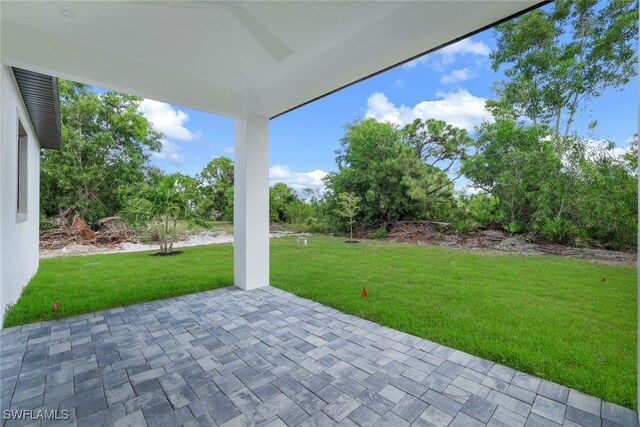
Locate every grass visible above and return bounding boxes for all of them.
[4,236,636,408]
[3,245,233,327]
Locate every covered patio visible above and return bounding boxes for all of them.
[2,286,637,426]
[1,1,638,426]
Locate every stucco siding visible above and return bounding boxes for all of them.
[0,64,40,325]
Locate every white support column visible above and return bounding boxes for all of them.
[233,112,270,290]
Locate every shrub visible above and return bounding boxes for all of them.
[453,219,477,234]
[541,218,578,244]
[503,221,525,235]
[368,226,389,240]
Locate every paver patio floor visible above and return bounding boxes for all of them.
[1,286,637,427]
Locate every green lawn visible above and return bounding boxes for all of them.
[4,236,636,408]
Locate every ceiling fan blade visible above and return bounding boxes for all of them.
[129,1,225,10]
[228,4,293,62]
[129,1,293,62]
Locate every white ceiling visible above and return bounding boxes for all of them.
[1,1,544,119]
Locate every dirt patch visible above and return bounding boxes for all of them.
[388,222,636,265]
[40,231,300,259]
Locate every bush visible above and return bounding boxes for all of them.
[368,226,389,240]
[453,219,477,234]
[40,214,59,231]
[503,221,525,235]
[541,218,578,244]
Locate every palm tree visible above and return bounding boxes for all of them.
[122,174,207,254]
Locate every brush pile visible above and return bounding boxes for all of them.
[40,216,139,250]
[389,221,451,243]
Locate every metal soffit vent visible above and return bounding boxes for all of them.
[12,67,61,150]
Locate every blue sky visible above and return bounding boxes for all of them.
[133,8,637,194]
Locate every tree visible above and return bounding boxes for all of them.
[336,192,361,242]
[326,119,458,227]
[464,120,638,247]
[462,121,557,228]
[571,141,638,248]
[41,80,161,224]
[121,174,207,254]
[401,118,472,180]
[196,156,234,220]
[488,0,638,138]
[269,183,304,223]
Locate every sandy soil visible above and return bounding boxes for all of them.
[40,230,636,266]
[435,235,636,266]
[40,231,298,259]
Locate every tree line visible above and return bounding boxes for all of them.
[41,0,638,249]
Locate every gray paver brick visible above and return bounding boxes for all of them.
[525,413,562,427]
[512,373,541,393]
[448,350,474,366]
[468,357,494,374]
[418,405,454,427]
[292,389,327,414]
[565,406,602,427]
[323,394,361,422]
[489,406,528,427]
[299,411,337,427]
[452,375,491,398]
[105,381,135,406]
[113,410,148,427]
[390,376,423,397]
[462,394,498,423]
[372,410,410,427]
[435,361,464,379]
[317,384,343,404]
[450,412,486,427]
[422,389,463,417]
[487,365,516,383]
[486,389,532,418]
[378,384,406,404]
[278,403,309,427]
[129,367,165,385]
[507,384,537,404]
[531,395,566,424]
[422,372,453,393]
[567,389,601,416]
[256,393,295,420]
[537,380,569,404]
[391,394,428,423]
[348,405,381,427]
[601,401,639,427]
[165,384,198,409]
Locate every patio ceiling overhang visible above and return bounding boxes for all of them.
[1,0,546,120]
[1,0,547,292]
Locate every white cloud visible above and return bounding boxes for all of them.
[439,38,491,62]
[223,146,235,154]
[365,90,492,131]
[440,68,472,84]
[585,139,632,162]
[456,184,484,196]
[152,140,184,164]
[269,164,328,192]
[403,38,491,70]
[394,77,405,89]
[139,99,199,142]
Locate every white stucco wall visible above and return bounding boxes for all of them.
[0,64,40,324]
